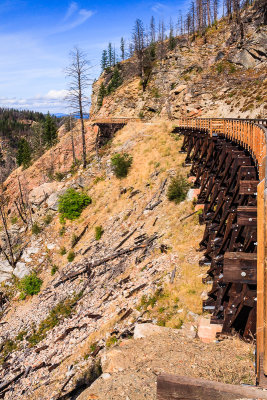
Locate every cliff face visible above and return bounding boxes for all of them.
[91,4,267,120]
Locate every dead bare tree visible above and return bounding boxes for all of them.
[132,19,145,80]
[65,47,92,169]
[0,191,15,268]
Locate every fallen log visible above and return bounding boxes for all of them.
[55,234,159,287]
[71,224,89,248]
[0,370,25,396]
[157,374,267,400]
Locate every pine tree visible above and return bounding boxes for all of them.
[43,112,57,147]
[101,50,108,71]
[107,67,123,94]
[169,19,176,50]
[98,83,106,107]
[17,138,32,169]
[108,43,114,67]
[120,37,125,60]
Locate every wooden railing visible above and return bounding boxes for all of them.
[91,117,142,124]
[175,117,267,385]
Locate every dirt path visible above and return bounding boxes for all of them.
[77,326,255,400]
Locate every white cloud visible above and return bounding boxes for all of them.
[53,4,95,34]
[151,2,169,13]
[0,90,70,113]
[64,2,79,21]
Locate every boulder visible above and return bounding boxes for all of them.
[171,84,187,95]
[101,348,128,373]
[29,182,64,206]
[13,262,30,279]
[0,260,13,283]
[198,317,222,343]
[47,188,67,211]
[133,323,170,339]
[230,49,257,69]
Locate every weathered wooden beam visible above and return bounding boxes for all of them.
[237,206,257,226]
[223,252,257,284]
[157,374,267,400]
[239,180,259,195]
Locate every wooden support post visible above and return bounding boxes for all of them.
[157,374,267,400]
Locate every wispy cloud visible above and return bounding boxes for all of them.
[53,3,95,34]
[63,2,79,21]
[151,2,170,13]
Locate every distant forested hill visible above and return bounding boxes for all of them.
[0,108,60,181]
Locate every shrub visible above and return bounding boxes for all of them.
[58,188,92,221]
[27,295,81,346]
[55,172,65,181]
[67,250,75,262]
[43,214,53,225]
[111,153,133,179]
[19,273,42,297]
[10,216,18,224]
[59,226,66,236]
[138,111,144,119]
[71,234,78,247]
[167,174,190,204]
[216,62,224,73]
[95,226,104,240]
[60,246,67,255]
[32,222,42,235]
[51,265,58,275]
[106,336,118,348]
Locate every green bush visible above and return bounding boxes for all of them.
[167,174,190,204]
[67,250,75,262]
[111,153,133,179]
[55,172,65,181]
[19,273,43,297]
[43,214,53,225]
[51,265,58,275]
[10,216,18,224]
[71,234,78,247]
[216,62,224,73]
[60,246,67,255]
[58,188,92,221]
[32,222,42,235]
[95,225,104,240]
[59,226,66,236]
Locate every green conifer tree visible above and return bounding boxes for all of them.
[101,50,108,71]
[98,83,106,107]
[107,67,123,94]
[17,138,32,169]
[43,112,57,147]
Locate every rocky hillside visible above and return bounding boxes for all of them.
[91,2,266,120]
[0,120,255,399]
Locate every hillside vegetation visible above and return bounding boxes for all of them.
[91,2,266,120]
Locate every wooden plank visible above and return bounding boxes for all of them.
[157,374,267,400]
[239,180,259,195]
[237,206,257,226]
[223,252,257,284]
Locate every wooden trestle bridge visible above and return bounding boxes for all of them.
[92,116,267,388]
[174,117,267,387]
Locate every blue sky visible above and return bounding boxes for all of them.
[0,0,188,114]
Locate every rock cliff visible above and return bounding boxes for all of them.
[90,3,266,120]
